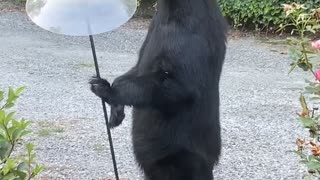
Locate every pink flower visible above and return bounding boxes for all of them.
[315,69,320,81]
[312,40,320,49]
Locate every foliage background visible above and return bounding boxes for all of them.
[218,0,320,30]
[136,0,320,32]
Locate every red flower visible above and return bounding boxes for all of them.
[315,69,320,81]
[312,40,320,49]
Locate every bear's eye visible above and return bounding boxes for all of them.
[162,71,173,79]
[158,70,171,81]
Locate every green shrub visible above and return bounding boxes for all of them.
[0,87,44,179]
[218,0,320,31]
[136,0,157,17]
[136,0,320,32]
[279,2,320,178]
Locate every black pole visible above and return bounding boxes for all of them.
[89,35,120,180]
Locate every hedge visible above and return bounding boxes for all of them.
[137,0,320,32]
[217,0,320,30]
[136,0,157,17]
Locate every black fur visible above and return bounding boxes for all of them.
[90,0,228,179]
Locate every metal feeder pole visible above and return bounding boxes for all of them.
[89,35,120,180]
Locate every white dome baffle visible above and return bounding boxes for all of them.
[26,1,138,179]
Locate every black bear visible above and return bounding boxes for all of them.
[90,0,228,179]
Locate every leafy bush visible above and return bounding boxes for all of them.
[217,0,320,31]
[136,0,320,31]
[136,0,157,17]
[0,87,44,179]
[280,3,320,179]
[279,3,320,72]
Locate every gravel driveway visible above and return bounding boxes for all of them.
[0,11,310,180]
